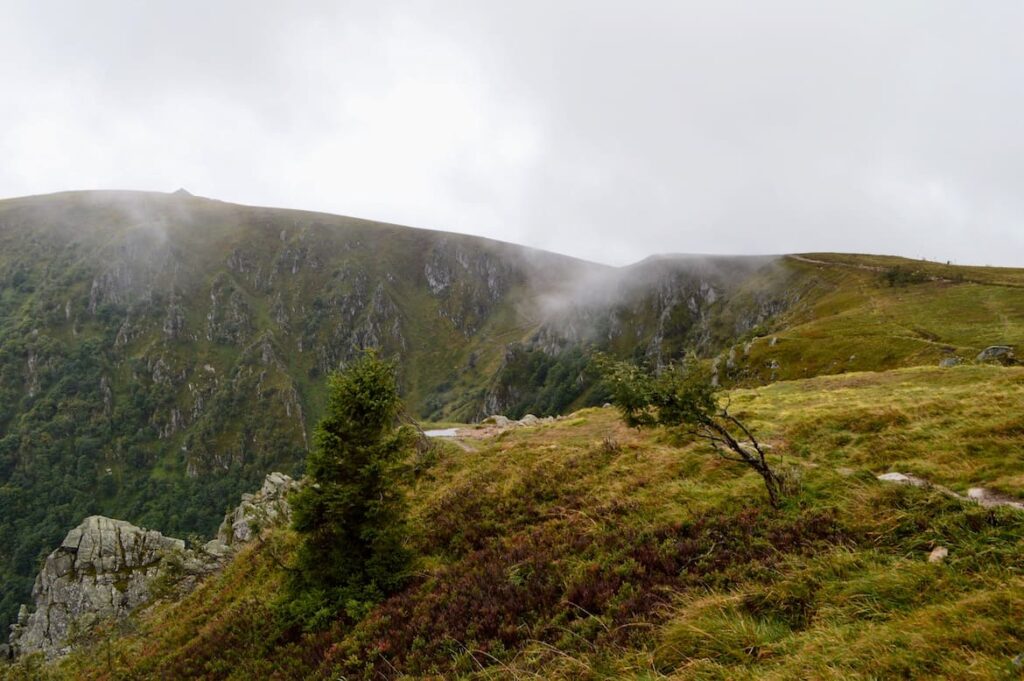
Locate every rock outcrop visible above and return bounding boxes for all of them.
[482,414,511,427]
[7,472,298,661]
[8,517,196,659]
[976,345,1015,364]
[485,413,558,429]
[214,472,298,548]
[877,472,1024,512]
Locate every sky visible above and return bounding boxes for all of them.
[2,1,1023,267]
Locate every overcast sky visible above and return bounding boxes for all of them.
[2,1,1023,266]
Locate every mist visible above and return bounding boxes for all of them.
[2,1,1023,267]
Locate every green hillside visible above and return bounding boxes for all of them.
[22,364,1024,679]
[0,190,581,628]
[0,189,1021,657]
[717,253,1024,385]
[0,192,795,630]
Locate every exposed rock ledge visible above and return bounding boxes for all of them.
[6,517,198,660]
[481,413,559,428]
[213,471,298,548]
[6,472,297,661]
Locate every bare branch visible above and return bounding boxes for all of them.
[723,412,765,459]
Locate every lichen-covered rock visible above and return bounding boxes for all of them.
[6,474,298,660]
[8,516,190,659]
[216,472,297,546]
[482,414,511,427]
[976,345,1015,364]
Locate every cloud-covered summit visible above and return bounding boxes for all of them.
[2,1,1022,266]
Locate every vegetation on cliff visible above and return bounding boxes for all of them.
[8,364,1021,679]
[1,192,1023,677]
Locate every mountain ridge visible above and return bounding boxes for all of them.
[0,190,789,629]
[0,189,1020,635]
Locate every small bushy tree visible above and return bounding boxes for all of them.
[288,351,413,627]
[596,354,782,507]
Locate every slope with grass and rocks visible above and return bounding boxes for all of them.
[0,191,790,630]
[7,362,1022,679]
[2,189,1023,674]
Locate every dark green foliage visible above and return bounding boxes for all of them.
[5,190,1015,645]
[485,346,607,419]
[596,353,783,506]
[0,192,811,631]
[0,311,304,631]
[287,352,414,628]
[882,266,930,286]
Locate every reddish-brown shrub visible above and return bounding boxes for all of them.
[323,505,844,678]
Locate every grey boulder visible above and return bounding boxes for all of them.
[976,345,1015,364]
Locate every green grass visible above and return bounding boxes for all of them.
[798,252,1024,287]
[4,193,1024,675]
[16,363,1023,680]
[3,195,1023,625]
[730,257,1024,385]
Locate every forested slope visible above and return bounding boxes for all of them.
[0,190,1021,634]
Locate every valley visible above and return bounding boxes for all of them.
[0,190,1021,678]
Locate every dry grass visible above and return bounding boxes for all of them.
[13,365,1024,680]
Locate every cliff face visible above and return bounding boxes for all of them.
[7,517,193,659]
[214,471,298,547]
[0,190,804,632]
[479,255,798,418]
[0,191,557,631]
[6,472,296,660]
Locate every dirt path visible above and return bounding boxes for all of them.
[788,254,1024,290]
[787,254,888,273]
[450,438,477,452]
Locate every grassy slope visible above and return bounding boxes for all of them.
[2,192,1024,674]
[0,191,571,627]
[727,255,1024,385]
[24,364,1024,680]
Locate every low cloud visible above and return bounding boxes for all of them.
[2,1,1022,267]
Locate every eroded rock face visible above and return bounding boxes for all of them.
[8,516,188,659]
[7,473,299,661]
[215,471,298,547]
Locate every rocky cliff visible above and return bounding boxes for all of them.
[214,471,298,548]
[6,472,296,660]
[0,190,813,632]
[6,517,196,659]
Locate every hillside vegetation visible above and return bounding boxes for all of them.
[1,191,1022,671]
[721,254,1024,386]
[7,364,1020,679]
[0,191,828,628]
